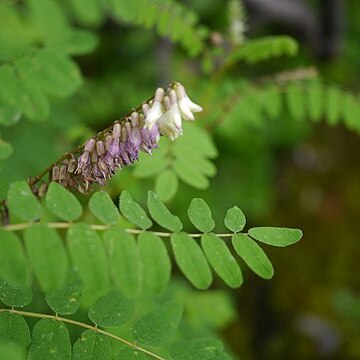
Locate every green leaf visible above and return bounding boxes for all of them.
[174,123,218,159]
[138,232,171,294]
[0,280,33,308]
[46,182,83,221]
[0,341,24,360]
[89,191,120,225]
[131,301,183,346]
[260,85,282,119]
[108,0,140,22]
[119,191,152,230]
[0,139,13,160]
[28,319,71,360]
[27,0,67,45]
[72,330,111,360]
[147,191,182,232]
[69,0,104,26]
[155,169,178,202]
[29,49,82,97]
[0,312,30,352]
[45,268,83,315]
[325,86,341,126]
[227,35,298,64]
[169,338,223,360]
[62,30,99,56]
[224,206,246,233]
[307,81,323,121]
[0,229,30,287]
[188,198,215,233]
[67,224,109,306]
[88,289,134,327]
[103,227,141,298]
[171,232,212,289]
[173,158,210,190]
[13,63,50,122]
[286,83,305,121]
[232,234,274,279]
[115,347,147,359]
[7,181,41,221]
[0,65,26,116]
[133,150,167,178]
[248,227,303,247]
[24,224,68,292]
[201,234,243,288]
[0,103,21,127]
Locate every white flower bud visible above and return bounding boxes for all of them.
[144,87,165,130]
[176,84,202,121]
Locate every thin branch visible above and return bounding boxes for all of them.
[2,221,235,238]
[0,308,166,360]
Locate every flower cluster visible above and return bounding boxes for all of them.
[50,82,202,193]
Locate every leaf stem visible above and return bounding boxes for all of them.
[2,221,234,238]
[0,308,166,360]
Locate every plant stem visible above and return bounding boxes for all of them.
[0,308,166,360]
[2,221,235,238]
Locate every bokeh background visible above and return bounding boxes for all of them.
[1,0,360,359]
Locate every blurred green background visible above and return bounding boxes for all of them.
[1,0,360,359]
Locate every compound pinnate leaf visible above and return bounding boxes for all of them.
[46,182,82,221]
[224,206,246,233]
[155,169,178,202]
[28,319,71,360]
[169,338,223,360]
[119,191,152,230]
[24,224,68,293]
[131,301,183,346]
[0,280,33,308]
[0,312,31,352]
[147,190,182,232]
[7,181,41,221]
[138,232,171,294]
[0,229,30,288]
[171,232,212,289]
[45,268,83,315]
[201,234,243,288]
[115,347,147,359]
[89,191,120,225]
[104,227,142,298]
[248,227,303,247]
[232,234,274,279]
[72,330,111,360]
[67,224,109,306]
[88,289,134,327]
[188,198,215,233]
